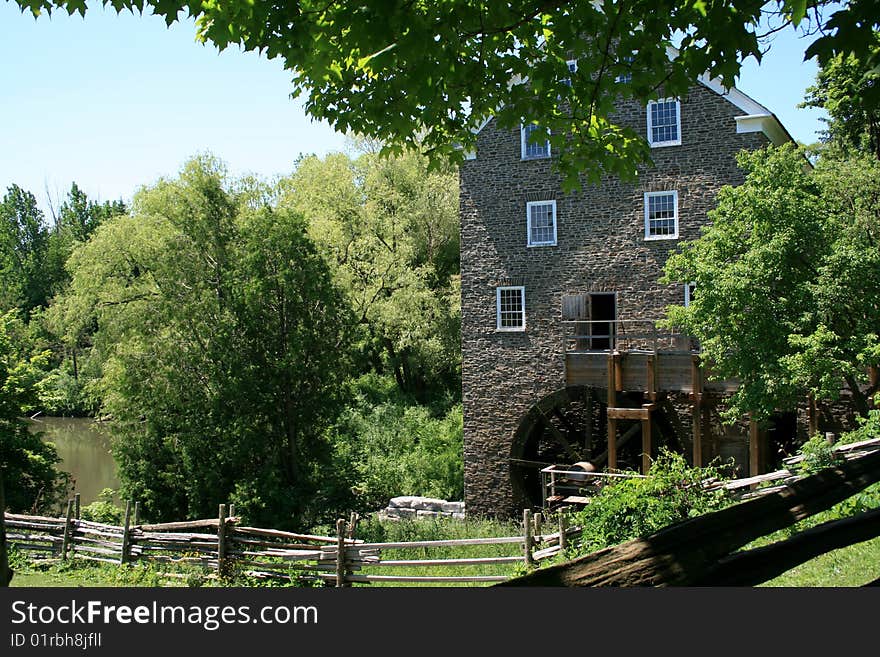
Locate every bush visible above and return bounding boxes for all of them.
[79,488,124,525]
[570,450,734,554]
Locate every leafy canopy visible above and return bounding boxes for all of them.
[663,144,880,421]
[11,1,879,188]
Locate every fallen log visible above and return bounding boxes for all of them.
[499,448,880,587]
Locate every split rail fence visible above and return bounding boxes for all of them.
[5,503,576,586]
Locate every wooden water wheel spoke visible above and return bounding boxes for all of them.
[537,410,583,463]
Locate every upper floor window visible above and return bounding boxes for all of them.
[497,286,526,331]
[562,59,578,86]
[644,191,678,240]
[521,123,550,159]
[526,200,557,247]
[684,282,696,307]
[647,99,681,147]
[615,54,634,84]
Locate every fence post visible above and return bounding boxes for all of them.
[558,512,568,553]
[133,501,140,526]
[120,500,132,565]
[61,499,74,561]
[74,493,81,520]
[218,504,228,578]
[348,512,359,540]
[523,509,534,566]
[533,512,542,542]
[335,518,347,587]
[229,504,235,519]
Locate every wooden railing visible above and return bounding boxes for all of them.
[5,505,575,586]
[562,319,696,354]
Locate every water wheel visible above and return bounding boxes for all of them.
[509,385,648,508]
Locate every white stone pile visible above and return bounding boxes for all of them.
[379,496,465,520]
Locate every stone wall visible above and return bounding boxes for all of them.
[460,83,770,517]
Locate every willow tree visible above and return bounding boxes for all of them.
[55,156,353,528]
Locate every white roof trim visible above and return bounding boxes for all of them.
[735,114,790,146]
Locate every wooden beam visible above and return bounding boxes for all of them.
[607,353,617,470]
[646,354,657,402]
[607,407,651,420]
[692,355,703,468]
[499,448,880,587]
[641,415,652,474]
[749,415,763,477]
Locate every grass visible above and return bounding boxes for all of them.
[761,535,880,587]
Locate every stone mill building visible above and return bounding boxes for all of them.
[459,68,797,517]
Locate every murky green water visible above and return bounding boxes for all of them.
[28,416,121,505]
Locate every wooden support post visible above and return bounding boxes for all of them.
[558,513,568,553]
[607,353,618,470]
[217,504,228,577]
[523,509,534,566]
[61,499,74,561]
[229,503,236,519]
[120,500,132,565]
[646,355,657,402]
[749,416,764,477]
[74,493,81,520]
[133,501,140,526]
[348,512,360,540]
[533,512,542,540]
[613,351,623,392]
[808,394,819,437]
[641,414,652,474]
[335,518,347,587]
[692,355,703,468]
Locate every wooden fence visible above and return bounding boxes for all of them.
[6,504,575,586]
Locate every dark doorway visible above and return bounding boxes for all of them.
[590,293,617,350]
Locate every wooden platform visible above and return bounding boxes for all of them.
[565,350,739,393]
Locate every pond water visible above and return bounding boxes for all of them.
[28,416,121,505]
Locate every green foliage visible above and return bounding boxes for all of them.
[16,1,878,189]
[802,39,880,159]
[0,185,50,315]
[663,145,880,420]
[570,450,733,554]
[328,374,463,513]
[79,488,123,524]
[54,154,353,529]
[282,148,460,403]
[0,311,70,513]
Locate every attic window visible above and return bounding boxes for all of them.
[644,191,678,240]
[521,123,550,159]
[647,99,681,147]
[496,286,526,331]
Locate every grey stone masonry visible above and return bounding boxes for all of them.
[461,83,771,517]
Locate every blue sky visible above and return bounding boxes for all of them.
[1,4,826,217]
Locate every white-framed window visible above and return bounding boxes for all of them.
[644,191,678,240]
[684,282,696,306]
[615,54,634,84]
[496,286,526,331]
[521,123,550,159]
[647,99,681,147]
[561,59,578,86]
[526,200,557,247]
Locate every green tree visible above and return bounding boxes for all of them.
[802,33,880,159]
[56,155,353,528]
[283,148,461,402]
[0,185,50,314]
[663,144,880,421]
[0,311,70,585]
[12,1,879,187]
